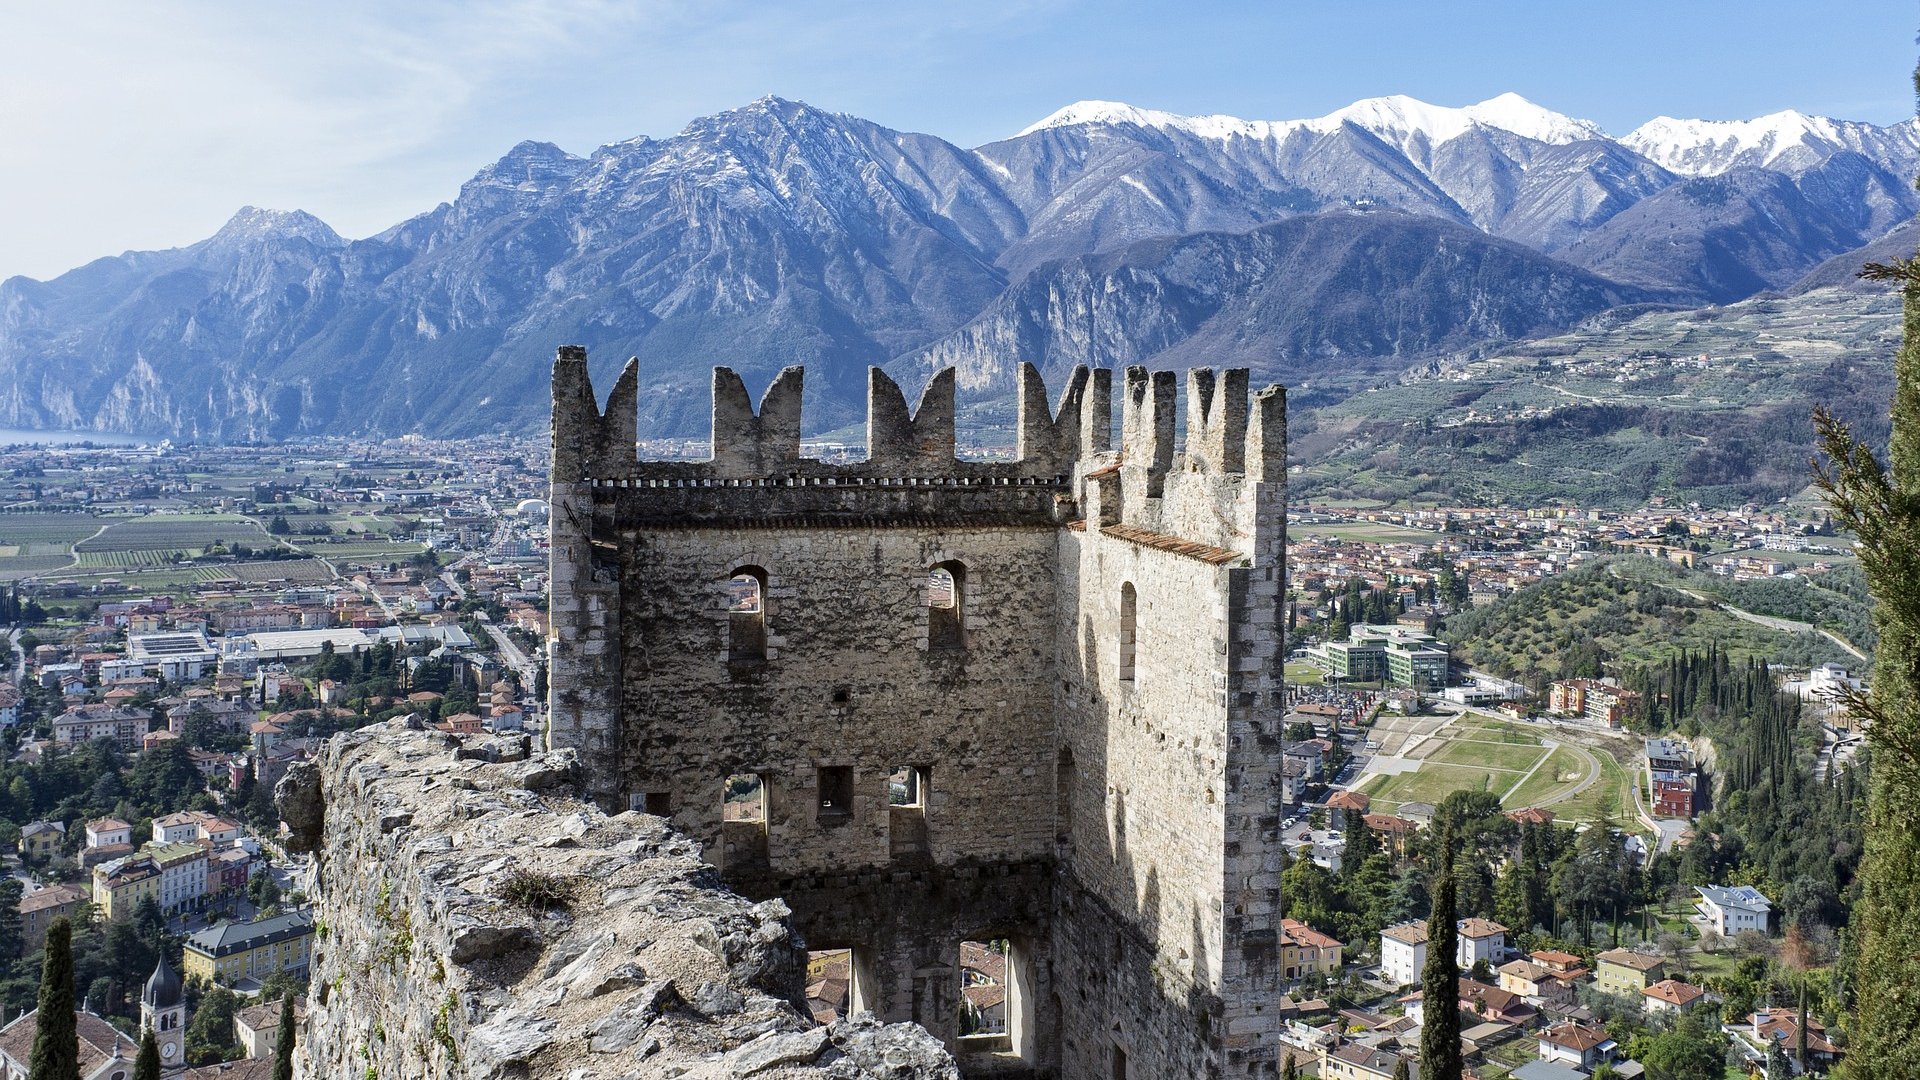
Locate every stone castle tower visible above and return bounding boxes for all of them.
[547,346,1289,1079]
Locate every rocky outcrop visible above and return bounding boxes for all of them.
[278,722,958,1079]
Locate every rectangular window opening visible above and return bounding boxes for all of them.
[806,948,866,1025]
[719,772,770,873]
[723,773,767,823]
[634,791,671,817]
[888,765,928,809]
[889,765,931,863]
[959,937,1033,1059]
[817,766,853,820]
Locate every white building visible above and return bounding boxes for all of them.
[1456,918,1511,967]
[127,632,219,682]
[1804,663,1865,703]
[1380,922,1429,988]
[1695,885,1772,936]
[83,817,132,849]
[146,842,208,913]
[97,657,146,682]
[151,812,202,845]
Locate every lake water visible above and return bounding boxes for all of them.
[0,428,155,447]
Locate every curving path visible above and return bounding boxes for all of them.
[1530,743,1603,810]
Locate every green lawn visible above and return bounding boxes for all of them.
[1550,749,1638,825]
[1429,738,1551,774]
[1284,661,1325,686]
[1503,746,1586,807]
[1362,763,1517,813]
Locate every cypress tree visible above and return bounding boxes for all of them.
[30,916,78,1080]
[1281,1052,1298,1080]
[1796,980,1809,1071]
[273,991,296,1080]
[1813,68,1920,1069]
[1419,824,1462,1080]
[133,1031,159,1080]
[1391,1058,1411,1080]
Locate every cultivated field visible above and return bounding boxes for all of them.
[76,514,270,554]
[195,559,335,584]
[0,513,116,579]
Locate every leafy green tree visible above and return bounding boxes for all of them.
[248,869,281,911]
[1812,129,1920,1070]
[1391,1058,1410,1080]
[126,740,205,817]
[272,992,295,1080]
[31,916,78,1080]
[133,1030,160,1080]
[184,985,240,1065]
[1420,825,1462,1080]
[1639,1008,1728,1080]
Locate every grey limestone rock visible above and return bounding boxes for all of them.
[290,721,957,1080]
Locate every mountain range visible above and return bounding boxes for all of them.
[1,93,1914,441]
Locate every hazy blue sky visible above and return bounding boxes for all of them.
[1,0,1913,280]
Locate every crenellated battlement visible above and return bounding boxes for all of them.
[549,346,1282,491]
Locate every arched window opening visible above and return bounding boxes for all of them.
[927,562,966,651]
[1118,583,1137,683]
[728,567,768,664]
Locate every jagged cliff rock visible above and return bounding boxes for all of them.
[276,722,958,1080]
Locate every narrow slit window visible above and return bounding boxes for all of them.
[728,568,768,663]
[1118,583,1137,683]
[817,766,854,820]
[927,562,966,651]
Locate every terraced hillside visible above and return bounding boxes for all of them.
[1294,287,1900,506]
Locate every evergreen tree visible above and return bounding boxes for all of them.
[0,878,23,978]
[1419,825,1462,1080]
[1812,75,1920,1067]
[133,1031,160,1080]
[1280,1052,1298,1080]
[31,916,78,1080]
[1391,1058,1410,1080]
[272,991,295,1080]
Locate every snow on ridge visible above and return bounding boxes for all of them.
[1015,92,1606,147]
[1623,110,1920,175]
[1014,100,1302,140]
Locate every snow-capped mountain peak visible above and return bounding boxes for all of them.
[1015,92,1607,149]
[1624,109,1920,176]
[1309,92,1606,147]
[1015,100,1294,140]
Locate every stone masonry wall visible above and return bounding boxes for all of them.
[277,721,960,1080]
[547,349,1288,1080]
